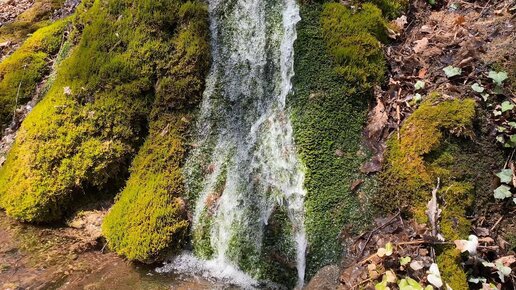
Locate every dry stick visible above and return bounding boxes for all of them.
[358,210,401,257]
[503,148,515,169]
[350,270,387,289]
[490,216,504,233]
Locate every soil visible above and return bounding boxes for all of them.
[0,211,229,290]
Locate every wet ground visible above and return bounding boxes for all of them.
[0,212,229,290]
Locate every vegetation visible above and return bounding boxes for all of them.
[102,1,210,262]
[0,0,66,46]
[380,94,478,288]
[290,1,394,278]
[321,2,387,94]
[0,0,209,226]
[0,18,68,129]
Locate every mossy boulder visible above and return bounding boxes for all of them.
[380,94,479,288]
[102,1,210,262]
[0,18,69,129]
[0,0,208,223]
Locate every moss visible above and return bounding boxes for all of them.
[436,247,469,289]
[360,0,408,19]
[0,18,68,130]
[321,3,387,94]
[380,94,479,287]
[290,2,389,278]
[101,1,210,262]
[0,0,209,224]
[0,0,67,45]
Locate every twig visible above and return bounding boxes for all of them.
[358,210,401,257]
[490,216,504,232]
[503,148,515,169]
[350,271,387,289]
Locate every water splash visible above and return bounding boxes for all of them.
[181,0,306,287]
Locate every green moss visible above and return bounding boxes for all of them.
[0,18,69,130]
[361,0,408,19]
[0,0,208,224]
[380,94,479,287]
[321,2,387,94]
[290,2,389,278]
[436,247,469,289]
[0,0,67,45]
[101,1,210,262]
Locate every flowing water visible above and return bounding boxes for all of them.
[164,0,306,288]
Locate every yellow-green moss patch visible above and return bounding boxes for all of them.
[0,18,68,129]
[0,0,209,223]
[321,2,387,94]
[102,2,210,262]
[380,94,477,288]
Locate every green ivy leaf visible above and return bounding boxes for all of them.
[508,122,516,128]
[443,66,462,77]
[385,242,393,256]
[415,80,426,90]
[494,185,512,200]
[497,126,507,133]
[493,109,502,116]
[481,93,489,101]
[398,277,425,290]
[469,277,487,284]
[471,83,485,93]
[375,279,389,290]
[501,101,515,112]
[400,256,411,266]
[488,71,508,86]
[496,169,513,184]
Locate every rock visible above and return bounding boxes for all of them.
[305,264,340,290]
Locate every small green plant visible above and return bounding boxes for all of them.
[494,169,514,200]
[488,70,508,86]
[414,80,425,90]
[443,65,462,78]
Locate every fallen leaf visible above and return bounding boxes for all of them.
[454,15,466,26]
[413,37,429,54]
[410,260,424,271]
[393,15,408,30]
[495,255,516,267]
[427,263,443,288]
[454,235,478,255]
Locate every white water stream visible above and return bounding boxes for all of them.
[162,0,306,288]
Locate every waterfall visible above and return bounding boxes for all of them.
[178,0,306,287]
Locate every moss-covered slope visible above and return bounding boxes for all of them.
[102,2,210,262]
[291,2,391,277]
[379,94,499,288]
[0,0,207,223]
[0,18,68,129]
